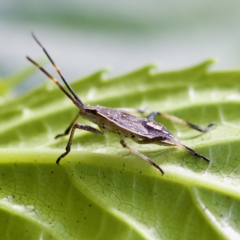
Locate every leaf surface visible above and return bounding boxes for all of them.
[0,60,239,239]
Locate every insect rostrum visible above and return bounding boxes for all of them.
[27,33,215,175]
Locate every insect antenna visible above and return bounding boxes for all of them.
[30,32,84,108]
[26,56,84,109]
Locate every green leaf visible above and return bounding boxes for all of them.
[0,60,239,239]
[0,66,37,101]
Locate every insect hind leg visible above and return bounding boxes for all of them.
[134,137,210,163]
[178,144,210,163]
[147,111,215,133]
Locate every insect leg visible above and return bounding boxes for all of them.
[134,139,210,163]
[116,107,148,114]
[177,143,210,163]
[120,139,164,175]
[55,112,80,139]
[56,124,103,164]
[147,111,215,132]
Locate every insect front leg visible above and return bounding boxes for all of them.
[147,111,215,132]
[120,139,164,175]
[56,123,103,164]
[55,112,80,139]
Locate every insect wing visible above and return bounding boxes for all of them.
[97,107,170,139]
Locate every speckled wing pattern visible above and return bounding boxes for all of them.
[97,106,172,139]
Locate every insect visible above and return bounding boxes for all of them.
[26,33,215,175]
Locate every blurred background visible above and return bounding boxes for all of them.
[1,0,240,81]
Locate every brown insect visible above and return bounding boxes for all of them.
[26,33,215,175]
